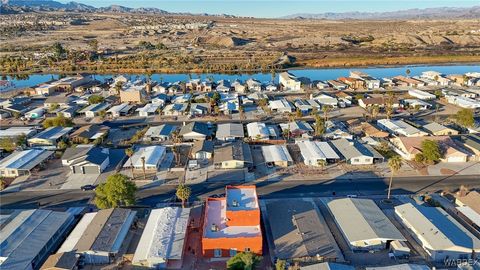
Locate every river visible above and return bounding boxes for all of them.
[2,64,480,91]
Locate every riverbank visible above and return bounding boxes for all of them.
[297,54,480,69]
[2,54,480,77]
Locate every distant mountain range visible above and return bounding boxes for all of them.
[1,0,170,14]
[281,6,480,20]
[2,0,480,20]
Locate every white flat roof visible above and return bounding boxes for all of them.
[395,203,480,252]
[328,198,405,243]
[124,146,166,167]
[204,199,261,239]
[57,212,97,253]
[262,145,293,163]
[247,122,269,139]
[297,140,340,160]
[0,127,36,138]
[457,206,480,227]
[133,207,190,265]
[226,186,258,211]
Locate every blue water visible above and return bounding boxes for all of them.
[3,64,480,90]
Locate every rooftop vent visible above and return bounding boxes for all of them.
[211,223,219,232]
[232,199,239,207]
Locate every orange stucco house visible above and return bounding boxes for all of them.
[201,185,263,258]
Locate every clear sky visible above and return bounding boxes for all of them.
[57,0,479,18]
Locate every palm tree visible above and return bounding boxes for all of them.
[405,69,411,77]
[176,183,191,208]
[141,156,146,180]
[125,148,135,179]
[371,104,380,120]
[322,105,331,122]
[115,81,123,96]
[171,131,182,165]
[387,155,403,200]
[239,106,245,122]
[282,128,290,141]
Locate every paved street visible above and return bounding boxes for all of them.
[1,174,479,210]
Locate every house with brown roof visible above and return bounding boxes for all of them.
[338,77,364,90]
[392,76,425,87]
[69,124,110,144]
[358,97,400,109]
[456,190,480,215]
[391,136,469,162]
[352,122,389,138]
[40,252,79,270]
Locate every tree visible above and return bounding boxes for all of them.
[282,128,290,141]
[314,115,325,136]
[295,108,303,119]
[57,140,68,150]
[43,115,73,128]
[114,81,124,95]
[275,259,286,270]
[455,108,474,128]
[48,103,59,112]
[405,68,411,77]
[94,174,137,209]
[51,42,66,60]
[387,155,402,200]
[88,95,104,104]
[176,183,191,208]
[421,139,442,164]
[16,134,27,147]
[141,156,146,180]
[239,106,245,122]
[322,105,331,122]
[87,39,98,52]
[0,138,15,152]
[211,91,221,103]
[371,104,380,120]
[227,252,262,270]
[317,159,327,171]
[98,110,106,119]
[258,98,268,108]
[171,131,183,165]
[0,178,6,191]
[125,148,135,178]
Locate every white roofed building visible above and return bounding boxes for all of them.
[395,203,480,262]
[247,122,272,141]
[279,72,301,91]
[327,198,406,251]
[132,207,190,269]
[136,103,161,117]
[377,119,428,137]
[123,146,166,172]
[269,99,294,113]
[261,145,293,167]
[297,140,340,166]
[408,89,436,100]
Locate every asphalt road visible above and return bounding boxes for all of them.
[1,175,479,210]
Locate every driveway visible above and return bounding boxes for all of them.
[61,173,99,189]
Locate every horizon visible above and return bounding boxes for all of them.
[55,0,480,18]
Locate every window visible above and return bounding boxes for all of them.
[214,249,222,258]
[353,159,359,162]
[229,248,237,257]
[244,247,251,252]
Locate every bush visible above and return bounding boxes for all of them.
[414,153,425,163]
[43,115,73,128]
[88,95,104,104]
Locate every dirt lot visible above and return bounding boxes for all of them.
[1,12,480,73]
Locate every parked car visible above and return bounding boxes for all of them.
[80,184,97,191]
